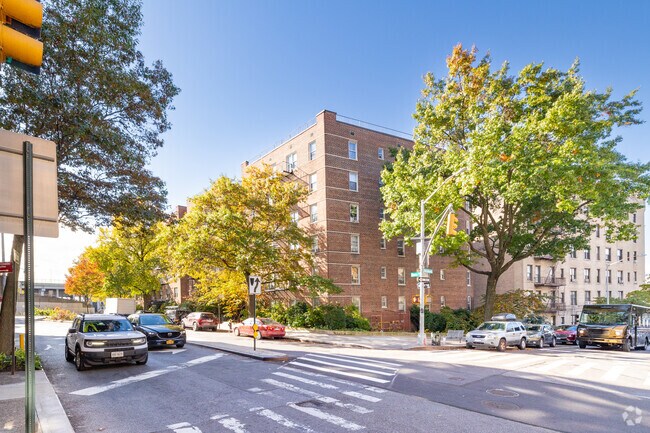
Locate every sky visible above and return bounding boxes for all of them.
[6,0,650,283]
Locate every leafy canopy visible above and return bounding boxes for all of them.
[381,44,650,319]
[64,253,105,303]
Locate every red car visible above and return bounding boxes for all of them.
[234,318,285,339]
[554,325,577,344]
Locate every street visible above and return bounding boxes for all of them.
[21,319,650,433]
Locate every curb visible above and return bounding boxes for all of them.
[187,341,289,362]
[36,370,75,433]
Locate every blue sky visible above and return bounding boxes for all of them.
[23,0,650,282]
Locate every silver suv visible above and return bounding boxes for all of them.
[65,314,148,371]
[465,313,527,351]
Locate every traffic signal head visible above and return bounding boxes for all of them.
[0,0,44,74]
[446,212,458,236]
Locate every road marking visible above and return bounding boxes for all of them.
[273,371,339,389]
[565,362,595,377]
[44,345,52,351]
[290,361,390,384]
[489,356,540,370]
[70,353,224,396]
[305,354,399,371]
[217,417,248,433]
[602,365,626,382]
[289,403,364,431]
[318,353,402,367]
[533,359,568,373]
[262,379,372,414]
[167,422,202,433]
[247,387,263,392]
[341,391,381,402]
[251,407,318,432]
[282,365,388,389]
[645,373,650,387]
[296,357,395,376]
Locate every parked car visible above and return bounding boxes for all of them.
[128,313,186,348]
[525,323,557,348]
[181,312,218,331]
[234,317,286,339]
[65,314,148,371]
[164,306,191,325]
[554,325,578,344]
[465,313,527,351]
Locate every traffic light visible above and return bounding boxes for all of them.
[446,212,458,236]
[0,0,44,74]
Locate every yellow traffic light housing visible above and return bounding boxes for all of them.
[446,212,458,236]
[0,0,44,74]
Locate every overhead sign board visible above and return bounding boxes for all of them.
[0,129,58,237]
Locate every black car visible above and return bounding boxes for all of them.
[128,313,186,348]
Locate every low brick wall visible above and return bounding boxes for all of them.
[13,295,91,314]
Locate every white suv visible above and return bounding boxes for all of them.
[65,314,148,371]
[465,313,527,351]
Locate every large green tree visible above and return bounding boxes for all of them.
[381,45,650,320]
[0,0,179,354]
[171,165,340,316]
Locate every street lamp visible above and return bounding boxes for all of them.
[605,259,623,304]
[417,167,467,346]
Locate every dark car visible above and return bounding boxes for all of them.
[554,325,578,344]
[525,323,557,348]
[128,313,186,348]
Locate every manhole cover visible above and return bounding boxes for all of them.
[448,377,465,381]
[295,399,328,408]
[486,388,519,398]
[482,400,520,410]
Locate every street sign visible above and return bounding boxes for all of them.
[0,262,12,273]
[424,268,433,274]
[248,275,261,295]
[410,272,420,277]
[417,277,430,282]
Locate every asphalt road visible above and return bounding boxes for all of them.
[26,319,650,433]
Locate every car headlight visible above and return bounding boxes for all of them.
[180,330,186,335]
[132,337,147,345]
[146,331,156,337]
[85,340,106,347]
[614,330,623,337]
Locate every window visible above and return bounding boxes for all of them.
[440,269,446,281]
[627,272,630,282]
[534,265,541,283]
[569,247,576,259]
[397,239,405,256]
[466,271,471,286]
[348,141,357,160]
[351,265,360,284]
[398,296,405,312]
[380,266,387,279]
[349,171,358,191]
[310,204,318,223]
[617,270,623,284]
[595,225,600,237]
[618,290,624,299]
[308,141,316,160]
[560,268,565,278]
[585,291,591,304]
[596,269,601,283]
[605,248,611,262]
[560,292,565,304]
[597,290,601,299]
[606,269,611,284]
[286,152,297,172]
[378,147,384,160]
[584,268,590,283]
[569,268,577,282]
[634,271,637,282]
[526,265,533,281]
[352,296,361,312]
[351,234,360,254]
[617,249,623,261]
[379,207,385,220]
[440,296,446,308]
[380,238,386,249]
[350,203,359,223]
[312,236,319,253]
[596,246,600,260]
[381,296,387,309]
[633,213,637,223]
[397,268,406,285]
[584,249,590,260]
[627,251,630,262]
[290,211,299,223]
[309,173,317,192]
[634,251,638,262]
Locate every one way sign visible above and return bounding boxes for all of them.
[248,275,262,295]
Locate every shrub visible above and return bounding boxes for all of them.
[49,307,77,321]
[0,348,42,371]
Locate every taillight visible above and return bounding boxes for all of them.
[197,319,203,324]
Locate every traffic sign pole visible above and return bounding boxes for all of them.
[248,276,261,351]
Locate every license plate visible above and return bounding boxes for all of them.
[111,351,124,358]
[166,340,174,345]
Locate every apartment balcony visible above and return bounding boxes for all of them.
[534,254,555,260]
[534,277,566,287]
[543,301,566,313]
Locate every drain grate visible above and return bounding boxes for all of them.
[486,388,519,398]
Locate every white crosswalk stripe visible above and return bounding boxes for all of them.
[287,353,399,385]
[167,422,202,433]
[288,403,365,431]
[531,359,569,373]
[602,365,626,382]
[250,407,318,432]
[281,366,387,393]
[300,355,397,376]
[290,361,390,384]
[341,391,382,402]
[273,371,340,389]
[565,362,595,378]
[645,373,650,387]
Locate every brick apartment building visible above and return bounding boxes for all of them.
[243,110,477,329]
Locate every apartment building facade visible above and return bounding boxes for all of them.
[243,110,477,329]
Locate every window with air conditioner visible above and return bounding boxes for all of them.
[351,265,360,284]
[378,147,384,160]
[381,296,387,309]
[350,203,359,223]
[397,268,406,285]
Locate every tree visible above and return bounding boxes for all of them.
[171,165,340,316]
[88,219,167,304]
[189,270,248,321]
[64,254,105,311]
[0,0,179,354]
[381,44,650,321]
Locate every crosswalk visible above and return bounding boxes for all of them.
[165,354,397,432]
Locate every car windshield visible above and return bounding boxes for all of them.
[568,326,577,331]
[82,319,133,332]
[140,315,172,325]
[477,322,505,331]
[200,313,215,319]
[261,318,281,325]
[526,325,541,331]
[579,309,629,326]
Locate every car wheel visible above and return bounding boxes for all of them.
[518,338,526,350]
[550,337,556,348]
[213,327,218,332]
[235,328,240,337]
[465,343,474,349]
[497,338,507,352]
[622,338,632,352]
[538,339,544,349]
[64,342,74,362]
[192,322,198,331]
[74,347,87,371]
[578,340,587,349]
[136,352,148,365]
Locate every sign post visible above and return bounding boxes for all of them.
[247,275,261,351]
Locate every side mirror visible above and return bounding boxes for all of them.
[68,328,77,334]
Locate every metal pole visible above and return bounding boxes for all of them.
[417,200,426,346]
[24,141,36,433]
[253,295,256,351]
[605,263,609,305]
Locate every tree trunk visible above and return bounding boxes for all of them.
[483,273,499,321]
[0,235,24,355]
